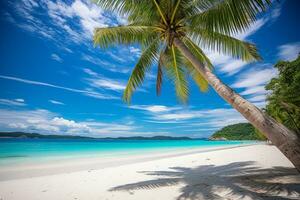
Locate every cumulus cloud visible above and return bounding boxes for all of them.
[0,108,177,137]
[0,108,145,137]
[47,0,109,38]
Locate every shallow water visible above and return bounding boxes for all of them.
[0,138,256,165]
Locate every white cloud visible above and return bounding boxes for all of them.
[130,105,180,113]
[231,64,278,108]
[47,0,109,38]
[0,108,168,137]
[155,112,202,121]
[247,95,266,102]
[0,99,26,107]
[155,108,246,128]
[83,68,98,76]
[107,51,127,63]
[278,42,300,61]
[83,68,127,91]
[206,7,282,75]
[129,46,141,57]
[240,86,266,96]
[232,67,277,88]
[234,18,266,40]
[51,53,63,62]
[0,109,91,134]
[133,104,245,129]
[220,60,248,75]
[15,99,25,103]
[82,54,130,74]
[271,7,281,19]
[0,75,117,100]
[49,100,65,105]
[87,78,126,91]
[205,51,249,76]
[7,0,125,46]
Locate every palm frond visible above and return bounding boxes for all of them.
[167,45,189,103]
[170,0,181,23]
[156,50,165,96]
[188,0,272,35]
[123,39,160,103]
[187,28,261,61]
[181,0,220,17]
[182,37,213,68]
[92,0,272,104]
[94,25,157,48]
[152,0,168,25]
[184,58,209,92]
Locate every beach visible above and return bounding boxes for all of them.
[0,144,299,200]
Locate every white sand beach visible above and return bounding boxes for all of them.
[0,144,299,200]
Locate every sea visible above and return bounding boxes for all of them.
[0,138,256,165]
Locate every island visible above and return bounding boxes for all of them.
[210,123,266,140]
[0,132,194,140]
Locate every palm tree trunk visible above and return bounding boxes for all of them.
[174,38,300,171]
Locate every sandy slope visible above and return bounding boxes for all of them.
[0,144,299,200]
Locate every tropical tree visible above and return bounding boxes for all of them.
[265,55,300,134]
[93,0,300,171]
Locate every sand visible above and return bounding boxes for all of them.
[0,144,299,200]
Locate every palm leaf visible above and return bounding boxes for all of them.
[187,28,261,61]
[188,0,272,35]
[182,37,213,68]
[92,0,272,104]
[184,58,209,92]
[94,25,157,48]
[165,46,189,103]
[123,39,160,103]
[156,50,165,96]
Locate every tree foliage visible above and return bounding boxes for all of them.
[211,123,266,140]
[92,0,271,103]
[265,55,300,134]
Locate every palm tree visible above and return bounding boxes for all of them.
[93,0,300,171]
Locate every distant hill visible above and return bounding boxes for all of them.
[0,132,194,140]
[0,132,93,139]
[210,123,266,140]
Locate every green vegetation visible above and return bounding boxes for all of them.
[93,0,268,103]
[210,123,266,140]
[265,56,300,134]
[91,0,300,170]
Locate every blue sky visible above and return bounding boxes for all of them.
[0,0,300,138]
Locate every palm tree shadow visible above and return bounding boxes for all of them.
[109,161,300,199]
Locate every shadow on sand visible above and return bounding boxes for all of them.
[109,161,300,200]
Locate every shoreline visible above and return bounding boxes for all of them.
[0,143,258,181]
[0,144,299,200]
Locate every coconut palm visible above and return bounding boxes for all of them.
[93,0,300,171]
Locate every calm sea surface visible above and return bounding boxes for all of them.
[0,138,256,165]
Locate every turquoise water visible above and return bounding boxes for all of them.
[0,138,255,165]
